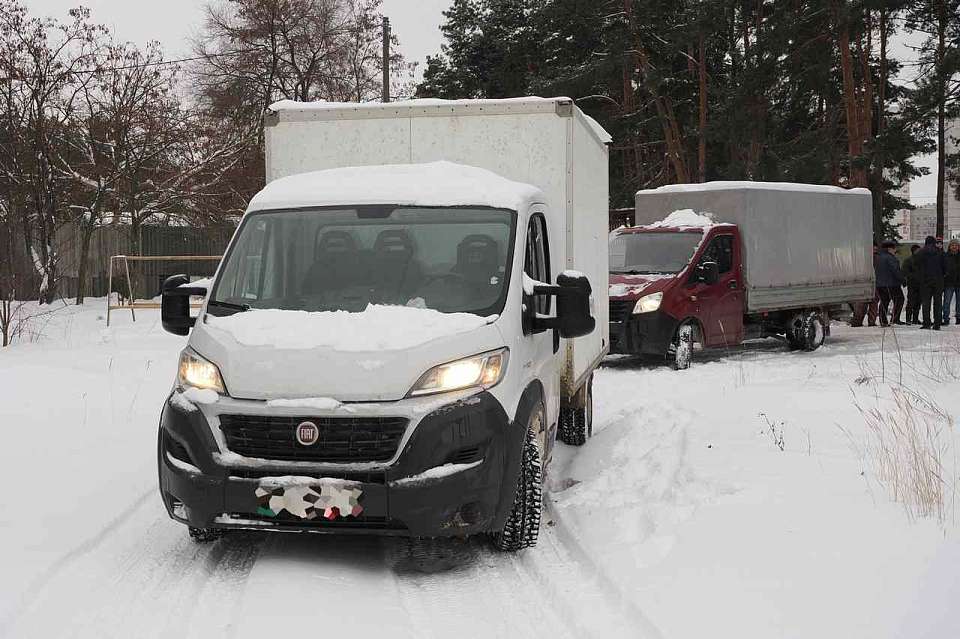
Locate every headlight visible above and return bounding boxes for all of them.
[408,348,509,397]
[633,292,663,314]
[178,349,226,394]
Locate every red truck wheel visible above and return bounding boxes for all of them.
[787,311,826,352]
[674,323,697,370]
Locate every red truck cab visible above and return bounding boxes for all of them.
[609,223,746,365]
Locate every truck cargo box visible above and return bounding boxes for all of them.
[636,182,874,313]
[265,98,611,400]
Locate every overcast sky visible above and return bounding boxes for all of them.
[24,0,938,203]
[26,0,451,67]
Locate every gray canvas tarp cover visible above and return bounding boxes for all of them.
[635,183,875,313]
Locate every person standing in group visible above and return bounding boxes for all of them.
[852,244,881,327]
[902,244,922,324]
[917,235,947,330]
[943,239,960,325]
[876,240,905,326]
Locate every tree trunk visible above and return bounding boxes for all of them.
[622,0,635,113]
[836,10,868,188]
[935,0,947,238]
[698,33,708,183]
[872,9,889,243]
[75,221,95,305]
[637,47,689,183]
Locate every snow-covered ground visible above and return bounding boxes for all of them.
[1,301,957,638]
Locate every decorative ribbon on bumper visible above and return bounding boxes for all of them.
[255,477,363,520]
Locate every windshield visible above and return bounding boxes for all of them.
[610,232,703,274]
[211,206,516,316]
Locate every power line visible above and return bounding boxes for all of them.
[0,25,369,82]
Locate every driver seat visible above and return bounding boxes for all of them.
[455,234,501,289]
[302,230,361,295]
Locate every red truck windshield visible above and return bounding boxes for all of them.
[610,231,703,275]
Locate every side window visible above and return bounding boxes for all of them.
[524,214,551,314]
[716,235,734,274]
[700,235,734,275]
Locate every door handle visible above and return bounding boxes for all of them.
[729,281,739,290]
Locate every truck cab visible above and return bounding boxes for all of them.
[609,221,745,363]
[157,161,598,552]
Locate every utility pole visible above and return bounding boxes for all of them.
[382,16,391,103]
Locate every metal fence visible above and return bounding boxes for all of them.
[55,223,235,300]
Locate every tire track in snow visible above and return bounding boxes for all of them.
[538,500,664,638]
[0,486,155,635]
[4,501,265,639]
[385,538,579,639]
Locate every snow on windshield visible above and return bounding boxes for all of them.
[207,305,496,352]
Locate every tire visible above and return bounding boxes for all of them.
[558,376,593,447]
[188,527,223,543]
[674,322,696,370]
[787,311,826,352]
[492,404,544,552]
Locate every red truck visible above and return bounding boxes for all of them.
[609,182,874,369]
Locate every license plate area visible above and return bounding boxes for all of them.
[255,477,364,521]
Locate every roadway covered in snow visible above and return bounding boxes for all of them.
[0,302,957,638]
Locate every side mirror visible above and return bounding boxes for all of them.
[531,272,596,339]
[696,261,720,286]
[161,274,208,336]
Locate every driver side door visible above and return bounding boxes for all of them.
[693,233,744,347]
[523,210,560,464]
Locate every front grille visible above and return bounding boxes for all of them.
[230,468,388,484]
[610,300,636,323]
[219,415,408,463]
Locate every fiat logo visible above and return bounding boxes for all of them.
[296,421,320,446]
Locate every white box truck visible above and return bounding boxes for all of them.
[610,182,874,368]
[157,98,611,551]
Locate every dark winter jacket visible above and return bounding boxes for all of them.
[945,251,960,288]
[902,255,921,288]
[915,247,948,288]
[874,251,904,288]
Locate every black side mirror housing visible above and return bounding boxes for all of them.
[696,261,720,286]
[531,272,596,339]
[161,274,208,336]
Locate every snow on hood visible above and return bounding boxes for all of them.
[207,305,494,352]
[646,209,717,229]
[248,161,543,213]
[193,306,506,401]
[609,273,674,299]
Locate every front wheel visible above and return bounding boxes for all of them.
[558,376,593,446]
[673,322,697,370]
[492,403,544,552]
[188,527,223,543]
[787,311,826,352]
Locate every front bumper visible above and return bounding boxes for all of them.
[158,391,525,538]
[609,309,679,356]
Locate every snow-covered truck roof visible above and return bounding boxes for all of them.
[247,161,545,214]
[267,97,612,146]
[641,181,871,197]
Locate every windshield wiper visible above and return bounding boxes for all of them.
[614,269,667,275]
[208,300,251,312]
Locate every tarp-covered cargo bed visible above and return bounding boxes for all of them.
[636,182,874,313]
